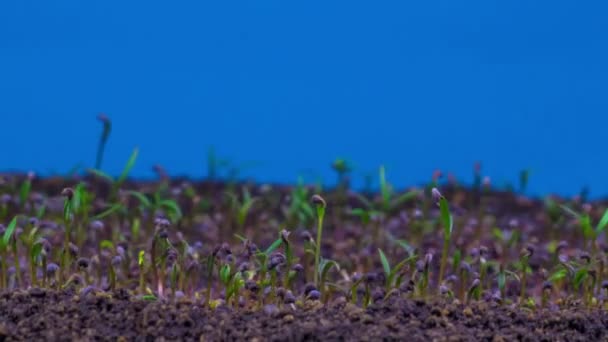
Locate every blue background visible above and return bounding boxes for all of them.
[1,1,606,197]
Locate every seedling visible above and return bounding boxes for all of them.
[561,204,608,253]
[285,178,315,227]
[88,147,139,201]
[311,194,326,287]
[519,245,533,304]
[95,114,112,169]
[0,217,17,289]
[378,166,419,214]
[378,248,417,293]
[61,188,75,283]
[433,188,453,292]
[225,188,258,232]
[317,257,339,302]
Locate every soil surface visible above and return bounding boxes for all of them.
[0,288,606,341]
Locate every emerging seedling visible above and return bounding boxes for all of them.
[225,188,258,232]
[561,204,608,253]
[519,245,534,304]
[88,147,139,201]
[378,248,417,294]
[0,217,17,289]
[433,188,453,292]
[311,194,326,287]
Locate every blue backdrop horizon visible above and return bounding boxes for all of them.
[1,1,607,198]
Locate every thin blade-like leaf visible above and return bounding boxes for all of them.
[2,217,17,247]
[378,248,391,276]
[264,237,282,255]
[87,168,115,183]
[128,191,151,208]
[596,209,608,233]
[439,196,453,237]
[117,147,139,184]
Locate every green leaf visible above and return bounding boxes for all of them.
[580,215,594,239]
[35,204,46,219]
[100,240,114,250]
[379,165,390,208]
[596,208,608,233]
[141,294,157,301]
[19,179,31,205]
[2,217,17,248]
[264,237,282,256]
[319,258,340,282]
[31,241,43,261]
[160,199,183,222]
[219,264,231,285]
[438,196,453,237]
[117,147,139,184]
[574,268,588,290]
[387,255,417,289]
[138,250,145,267]
[128,191,152,208]
[389,190,419,209]
[63,199,72,223]
[497,271,506,290]
[87,168,115,183]
[560,204,580,219]
[378,249,391,276]
[93,203,123,220]
[548,268,568,282]
[350,208,371,225]
[491,228,503,241]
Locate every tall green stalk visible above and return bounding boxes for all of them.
[434,188,453,293]
[311,194,326,287]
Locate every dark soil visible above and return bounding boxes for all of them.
[1,173,608,340]
[0,288,606,341]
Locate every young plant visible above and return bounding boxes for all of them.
[225,188,258,232]
[378,248,417,294]
[311,194,326,287]
[88,147,139,201]
[433,188,453,292]
[95,114,112,169]
[0,217,17,289]
[60,188,75,283]
[561,204,608,253]
[378,165,418,214]
[518,245,533,304]
[285,178,315,227]
[317,257,340,302]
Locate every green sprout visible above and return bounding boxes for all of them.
[225,188,258,232]
[378,165,419,214]
[129,189,183,226]
[519,246,533,304]
[95,114,112,170]
[138,250,146,294]
[19,173,32,212]
[0,217,17,289]
[561,204,608,253]
[88,147,139,201]
[311,194,326,287]
[285,178,315,227]
[60,188,75,284]
[433,188,453,292]
[378,248,417,294]
[317,257,340,302]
